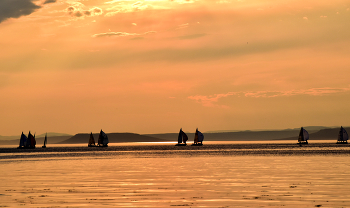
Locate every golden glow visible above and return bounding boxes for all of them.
[1,0,350,135]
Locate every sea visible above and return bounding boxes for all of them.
[1,141,350,207]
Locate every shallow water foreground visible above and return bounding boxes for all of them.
[1,154,350,207]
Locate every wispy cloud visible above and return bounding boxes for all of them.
[92,31,156,38]
[188,92,236,108]
[104,1,155,16]
[189,87,350,107]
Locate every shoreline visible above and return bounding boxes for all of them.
[1,142,350,159]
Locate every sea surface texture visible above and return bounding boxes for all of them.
[1,142,350,207]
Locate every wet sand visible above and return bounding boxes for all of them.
[1,142,350,207]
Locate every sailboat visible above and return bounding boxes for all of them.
[192,128,204,146]
[175,128,188,146]
[88,132,96,147]
[18,132,28,149]
[337,126,348,144]
[42,133,47,148]
[97,129,109,147]
[298,127,309,144]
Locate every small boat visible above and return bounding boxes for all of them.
[88,132,96,147]
[97,129,109,147]
[298,127,309,144]
[337,126,348,144]
[175,128,188,146]
[192,128,204,146]
[17,132,28,149]
[42,133,47,148]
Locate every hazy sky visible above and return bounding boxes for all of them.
[1,0,350,136]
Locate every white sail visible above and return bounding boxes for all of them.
[302,128,309,141]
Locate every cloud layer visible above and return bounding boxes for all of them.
[0,0,56,23]
[189,87,350,107]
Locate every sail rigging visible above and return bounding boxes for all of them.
[176,128,188,146]
[98,130,109,147]
[298,127,309,143]
[192,128,204,146]
[338,126,348,143]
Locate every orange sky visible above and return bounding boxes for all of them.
[1,0,350,136]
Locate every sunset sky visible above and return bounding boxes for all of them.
[1,0,350,136]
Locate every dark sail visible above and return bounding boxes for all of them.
[178,128,183,144]
[88,132,95,146]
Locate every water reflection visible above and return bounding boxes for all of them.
[1,156,350,207]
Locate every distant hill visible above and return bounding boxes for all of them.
[281,127,345,141]
[57,133,166,144]
[146,130,302,141]
[36,132,73,138]
[0,135,72,145]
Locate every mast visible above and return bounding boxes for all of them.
[44,133,47,146]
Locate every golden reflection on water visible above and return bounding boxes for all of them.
[1,155,350,207]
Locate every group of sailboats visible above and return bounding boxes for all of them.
[15,126,349,149]
[18,132,47,149]
[18,131,37,149]
[176,128,204,146]
[88,129,109,147]
[298,126,348,144]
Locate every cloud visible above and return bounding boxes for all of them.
[92,31,156,38]
[104,1,158,17]
[67,6,102,18]
[188,92,236,107]
[176,23,189,29]
[44,0,57,4]
[0,0,41,23]
[92,32,139,38]
[303,16,308,20]
[189,87,350,107]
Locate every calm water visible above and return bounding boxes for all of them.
[1,143,350,207]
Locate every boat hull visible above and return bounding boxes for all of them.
[191,143,203,146]
[336,141,348,144]
[175,143,187,146]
